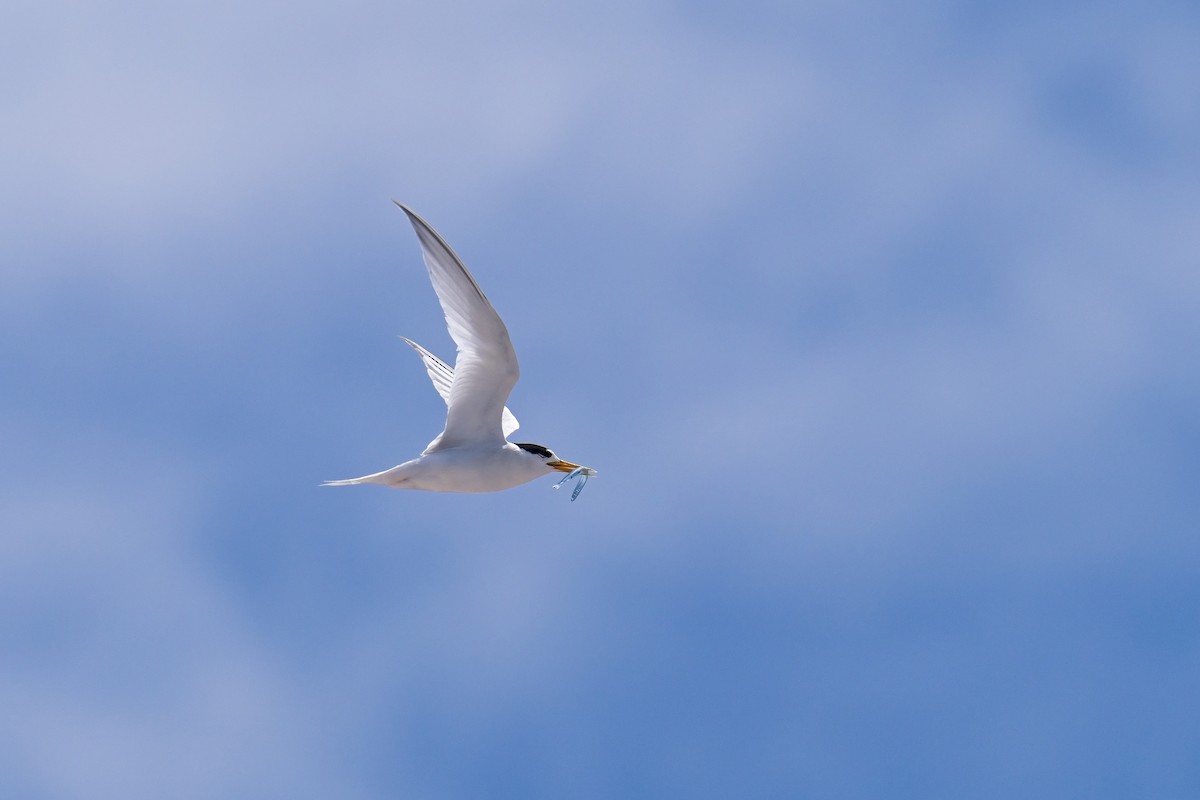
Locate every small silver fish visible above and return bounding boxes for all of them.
[553,465,594,501]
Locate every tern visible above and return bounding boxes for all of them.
[323,202,596,498]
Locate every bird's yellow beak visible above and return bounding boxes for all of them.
[549,459,597,476]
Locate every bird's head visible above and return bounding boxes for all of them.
[514,442,597,477]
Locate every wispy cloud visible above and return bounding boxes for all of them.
[3,0,1200,797]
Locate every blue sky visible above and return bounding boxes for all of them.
[3,1,1199,797]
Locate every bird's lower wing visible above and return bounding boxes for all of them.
[402,337,521,439]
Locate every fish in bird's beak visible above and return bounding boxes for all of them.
[548,459,597,477]
[551,461,595,501]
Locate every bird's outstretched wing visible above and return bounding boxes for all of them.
[395,202,520,452]
[401,336,521,439]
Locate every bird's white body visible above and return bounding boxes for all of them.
[326,443,561,493]
[324,203,594,496]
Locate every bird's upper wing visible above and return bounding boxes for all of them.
[401,336,521,439]
[396,203,520,452]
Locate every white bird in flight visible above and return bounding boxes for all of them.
[324,202,596,499]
